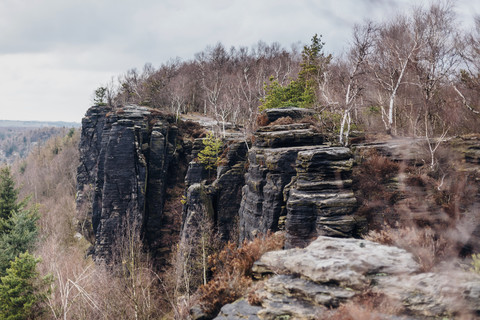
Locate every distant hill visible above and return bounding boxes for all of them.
[0,120,81,128]
[0,126,77,164]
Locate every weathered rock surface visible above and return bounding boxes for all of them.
[253,236,421,289]
[285,147,358,248]
[218,236,480,319]
[239,113,360,247]
[181,182,214,243]
[76,105,111,243]
[378,270,480,317]
[215,299,262,320]
[76,105,184,263]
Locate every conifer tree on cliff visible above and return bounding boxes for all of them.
[259,34,331,111]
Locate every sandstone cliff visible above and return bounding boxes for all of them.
[77,105,360,263]
[76,105,187,263]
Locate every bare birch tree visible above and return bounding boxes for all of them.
[371,14,420,135]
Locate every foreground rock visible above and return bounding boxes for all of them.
[216,236,480,319]
[253,236,420,291]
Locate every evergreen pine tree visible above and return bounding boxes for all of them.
[0,208,39,275]
[0,251,51,320]
[298,34,331,86]
[259,34,331,111]
[0,167,20,230]
[198,133,223,177]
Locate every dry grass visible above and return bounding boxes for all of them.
[269,116,295,126]
[366,225,452,271]
[325,290,402,320]
[356,146,480,272]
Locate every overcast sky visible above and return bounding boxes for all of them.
[0,0,479,123]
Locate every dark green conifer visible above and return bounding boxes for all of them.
[259,34,331,111]
[0,208,40,275]
[0,252,51,320]
[0,167,20,227]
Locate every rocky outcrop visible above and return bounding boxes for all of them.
[76,105,184,264]
[264,106,315,123]
[76,105,111,243]
[217,236,480,319]
[253,236,421,289]
[239,108,359,247]
[77,105,360,262]
[285,147,358,247]
[181,139,249,243]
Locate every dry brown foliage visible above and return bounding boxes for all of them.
[246,281,265,306]
[13,130,79,245]
[269,116,294,126]
[366,225,453,271]
[356,144,480,271]
[198,232,284,317]
[178,119,207,139]
[353,151,400,229]
[326,290,401,320]
[256,113,270,127]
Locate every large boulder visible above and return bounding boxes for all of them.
[253,236,420,289]
[217,236,480,319]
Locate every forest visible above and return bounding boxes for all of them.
[0,127,73,164]
[95,2,480,143]
[0,2,480,319]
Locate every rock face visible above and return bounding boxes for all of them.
[77,105,248,263]
[239,108,359,248]
[76,105,183,263]
[217,236,480,320]
[285,147,357,247]
[181,139,249,244]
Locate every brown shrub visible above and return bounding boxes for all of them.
[326,290,401,320]
[198,232,284,317]
[366,225,453,272]
[178,120,207,139]
[246,281,265,306]
[256,113,270,127]
[269,116,294,126]
[353,151,400,229]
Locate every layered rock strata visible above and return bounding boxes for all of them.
[239,108,359,247]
